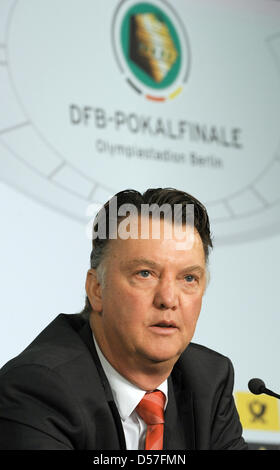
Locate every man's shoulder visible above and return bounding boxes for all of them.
[185,341,230,362]
[174,342,233,391]
[0,314,108,450]
[0,313,90,375]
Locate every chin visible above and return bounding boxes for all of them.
[144,348,181,365]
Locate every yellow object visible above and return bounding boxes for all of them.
[235,391,280,431]
[169,86,182,100]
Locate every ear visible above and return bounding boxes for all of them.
[85,269,103,312]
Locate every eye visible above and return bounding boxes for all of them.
[184,274,195,283]
[137,270,151,278]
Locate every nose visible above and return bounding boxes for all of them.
[153,278,178,310]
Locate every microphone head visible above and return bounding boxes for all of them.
[248,378,266,395]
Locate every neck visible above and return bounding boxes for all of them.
[90,315,175,391]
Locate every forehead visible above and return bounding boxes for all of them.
[106,216,205,268]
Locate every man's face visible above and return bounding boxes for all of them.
[88,217,207,373]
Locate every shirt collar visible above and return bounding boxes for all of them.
[92,333,168,421]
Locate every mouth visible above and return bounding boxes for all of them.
[149,321,178,335]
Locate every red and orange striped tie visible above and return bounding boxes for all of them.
[136,390,166,450]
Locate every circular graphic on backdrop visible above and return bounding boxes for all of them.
[0,0,280,244]
[112,0,191,101]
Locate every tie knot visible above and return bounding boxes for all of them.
[136,390,165,425]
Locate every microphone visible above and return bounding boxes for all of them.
[248,378,280,400]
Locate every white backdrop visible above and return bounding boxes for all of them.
[1,0,280,447]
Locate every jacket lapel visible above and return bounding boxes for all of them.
[79,320,127,450]
[164,370,196,450]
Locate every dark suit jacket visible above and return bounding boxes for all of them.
[0,313,247,450]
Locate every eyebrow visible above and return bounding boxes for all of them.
[120,258,160,270]
[121,258,205,275]
[181,265,205,276]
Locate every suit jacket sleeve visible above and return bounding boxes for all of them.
[0,364,85,450]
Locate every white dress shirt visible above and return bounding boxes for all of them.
[92,334,168,450]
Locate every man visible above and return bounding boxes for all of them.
[0,188,247,450]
